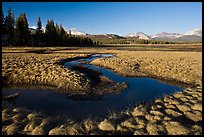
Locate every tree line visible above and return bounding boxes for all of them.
[96,38,201,45]
[90,37,176,45]
[2,7,95,47]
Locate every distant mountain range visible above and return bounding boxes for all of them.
[88,34,125,39]
[123,28,202,42]
[65,28,202,42]
[29,26,202,42]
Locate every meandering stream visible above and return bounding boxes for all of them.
[2,54,184,120]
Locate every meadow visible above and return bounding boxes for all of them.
[2,44,202,135]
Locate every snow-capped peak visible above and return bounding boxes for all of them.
[184,28,202,37]
[150,32,181,39]
[30,26,37,29]
[29,25,45,32]
[124,32,150,40]
[66,28,88,36]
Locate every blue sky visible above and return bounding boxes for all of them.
[2,2,202,35]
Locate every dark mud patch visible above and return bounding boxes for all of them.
[70,65,102,86]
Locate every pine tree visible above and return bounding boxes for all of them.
[15,13,23,45]
[59,24,67,38]
[45,19,57,45]
[36,17,42,34]
[23,13,30,44]
[55,23,60,35]
[35,17,43,46]
[55,23,61,45]
[4,7,15,45]
[15,13,31,45]
[2,9,6,45]
[59,24,67,45]
[2,9,4,25]
[16,13,24,45]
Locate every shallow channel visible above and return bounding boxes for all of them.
[2,54,184,121]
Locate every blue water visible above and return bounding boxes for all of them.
[2,54,184,120]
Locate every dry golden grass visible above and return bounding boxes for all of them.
[91,51,202,86]
[2,48,128,96]
[2,53,92,94]
[2,46,202,135]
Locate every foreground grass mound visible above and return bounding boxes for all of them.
[91,51,202,86]
[2,53,92,94]
[2,86,202,135]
